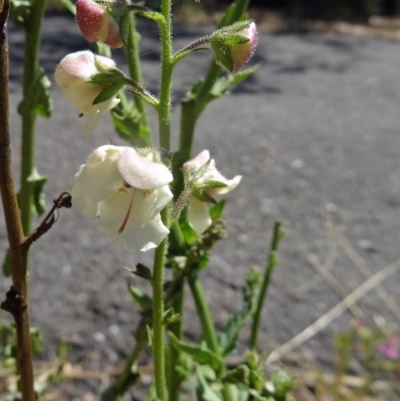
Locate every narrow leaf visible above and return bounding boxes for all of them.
[168,332,223,371]
[127,283,152,310]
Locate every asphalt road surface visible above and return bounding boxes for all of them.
[2,14,400,372]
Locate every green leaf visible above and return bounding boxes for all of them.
[118,12,130,46]
[168,332,223,371]
[218,272,259,356]
[127,283,152,311]
[269,371,297,397]
[196,365,223,401]
[209,201,225,221]
[180,219,197,245]
[30,327,43,355]
[217,2,235,28]
[2,249,11,277]
[18,68,52,119]
[27,168,47,216]
[197,64,259,115]
[93,82,124,105]
[248,389,274,401]
[111,101,151,147]
[221,365,250,385]
[10,0,31,28]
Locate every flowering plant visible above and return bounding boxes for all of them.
[0,0,299,400]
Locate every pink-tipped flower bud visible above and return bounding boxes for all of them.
[211,21,258,74]
[54,50,120,137]
[76,0,123,48]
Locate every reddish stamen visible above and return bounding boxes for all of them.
[118,189,136,233]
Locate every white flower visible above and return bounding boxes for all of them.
[71,145,173,252]
[54,51,120,138]
[183,150,241,235]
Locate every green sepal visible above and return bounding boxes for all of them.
[117,12,130,46]
[125,263,152,281]
[127,282,152,311]
[18,68,52,119]
[221,365,250,385]
[168,332,223,371]
[192,190,217,205]
[209,201,225,221]
[215,20,253,36]
[93,82,125,105]
[27,168,47,216]
[2,249,11,277]
[86,70,126,85]
[198,180,228,192]
[212,42,234,72]
[10,0,31,28]
[223,33,250,46]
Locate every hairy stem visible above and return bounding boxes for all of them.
[0,3,35,399]
[152,233,168,401]
[250,221,282,349]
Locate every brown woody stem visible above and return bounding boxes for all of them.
[0,1,36,399]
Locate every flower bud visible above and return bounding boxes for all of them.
[54,50,120,137]
[182,150,241,235]
[76,0,123,48]
[211,21,257,74]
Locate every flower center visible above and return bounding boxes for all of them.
[118,188,136,233]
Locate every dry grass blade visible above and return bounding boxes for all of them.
[267,259,400,363]
[301,248,365,320]
[326,218,400,320]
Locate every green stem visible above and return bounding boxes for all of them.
[152,235,168,401]
[20,0,48,235]
[188,273,233,401]
[250,222,282,350]
[178,0,251,162]
[167,277,184,401]
[158,0,173,150]
[125,12,151,131]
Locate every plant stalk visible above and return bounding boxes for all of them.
[188,273,233,401]
[0,2,35,398]
[152,235,168,401]
[250,221,282,349]
[20,0,48,235]
[158,0,173,151]
[125,12,150,130]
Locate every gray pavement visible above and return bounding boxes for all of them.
[1,15,400,368]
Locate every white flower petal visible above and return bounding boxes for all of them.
[71,145,124,218]
[188,197,212,236]
[117,148,173,190]
[212,175,242,195]
[99,189,170,252]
